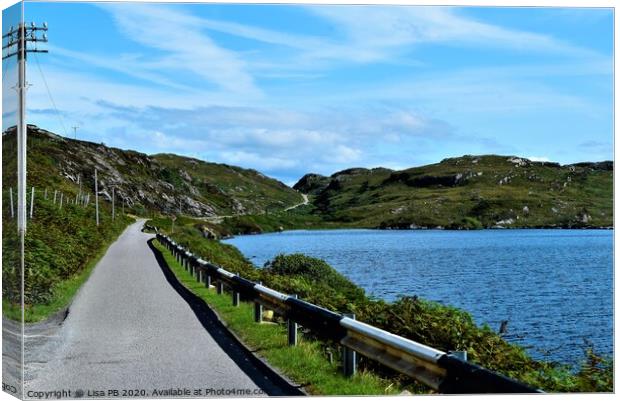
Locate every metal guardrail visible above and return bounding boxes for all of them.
[155,232,542,394]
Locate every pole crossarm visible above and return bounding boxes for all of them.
[2,23,48,60]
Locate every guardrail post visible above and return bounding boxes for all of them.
[288,294,298,346]
[217,280,224,295]
[342,313,357,377]
[254,282,263,323]
[232,273,240,306]
[197,267,203,283]
[206,274,212,288]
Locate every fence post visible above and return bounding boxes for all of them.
[288,294,298,346]
[232,273,240,306]
[29,186,34,219]
[59,193,63,209]
[254,282,263,323]
[342,313,357,377]
[217,280,224,295]
[95,168,99,226]
[53,189,57,205]
[9,187,14,219]
[197,267,203,283]
[44,188,48,200]
[206,273,212,289]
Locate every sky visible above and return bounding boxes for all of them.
[1,1,614,186]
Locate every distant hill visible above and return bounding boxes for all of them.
[2,126,302,217]
[294,155,613,229]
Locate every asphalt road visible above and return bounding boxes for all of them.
[23,220,297,398]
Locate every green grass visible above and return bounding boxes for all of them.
[153,239,402,396]
[2,234,123,323]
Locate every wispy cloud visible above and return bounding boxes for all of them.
[306,6,600,61]
[79,101,507,182]
[20,3,612,183]
[98,3,261,97]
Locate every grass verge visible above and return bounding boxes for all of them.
[3,220,133,323]
[153,239,401,396]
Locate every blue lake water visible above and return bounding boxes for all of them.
[224,229,613,367]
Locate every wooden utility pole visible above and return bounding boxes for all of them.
[72,125,79,140]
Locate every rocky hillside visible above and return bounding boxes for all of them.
[3,126,303,217]
[294,155,613,229]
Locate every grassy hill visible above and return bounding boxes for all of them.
[294,155,613,229]
[4,125,303,218]
[2,125,302,321]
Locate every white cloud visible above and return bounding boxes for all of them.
[307,6,597,62]
[99,3,261,97]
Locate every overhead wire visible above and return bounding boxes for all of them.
[33,51,69,137]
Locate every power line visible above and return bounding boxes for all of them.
[33,51,68,137]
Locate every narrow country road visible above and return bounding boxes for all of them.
[284,194,309,212]
[23,220,298,398]
[203,193,309,224]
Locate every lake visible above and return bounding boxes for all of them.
[224,229,613,367]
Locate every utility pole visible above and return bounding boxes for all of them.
[72,125,79,140]
[3,19,48,234]
[94,168,99,226]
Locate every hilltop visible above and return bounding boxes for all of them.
[294,155,613,229]
[2,126,303,217]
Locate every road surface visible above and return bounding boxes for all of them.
[283,194,309,212]
[22,220,298,398]
[203,193,309,224]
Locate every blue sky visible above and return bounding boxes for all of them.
[2,2,614,185]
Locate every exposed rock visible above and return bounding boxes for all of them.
[200,225,219,240]
[508,157,529,167]
[179,169,192,182]
[580,213,591,224]
[391,206,407,215]
[498,176,511,185]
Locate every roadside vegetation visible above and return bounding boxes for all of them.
[2,191,133,322]
[149,216,613,393]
